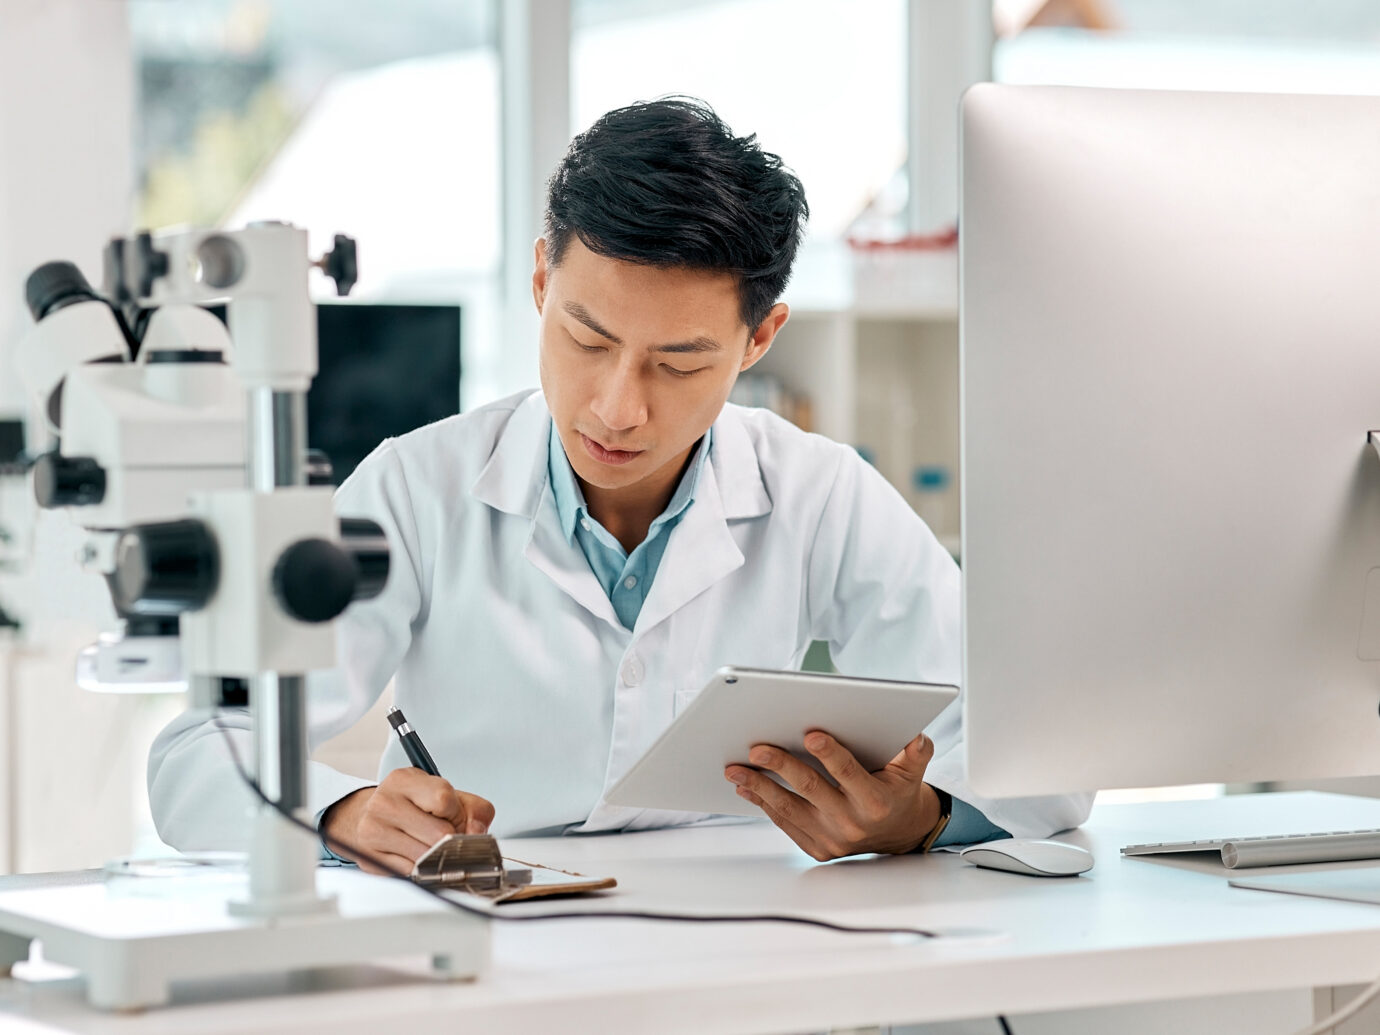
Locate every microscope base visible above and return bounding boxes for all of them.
[0,866,488,1010]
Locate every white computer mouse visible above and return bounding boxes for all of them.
[960,838,1094,877]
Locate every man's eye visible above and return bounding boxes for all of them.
[663,365,704,377]
[575,341,604,353]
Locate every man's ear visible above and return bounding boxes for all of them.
[741,303,790,373]
[532,238,549,313]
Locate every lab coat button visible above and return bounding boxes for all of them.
[621,654,645,686]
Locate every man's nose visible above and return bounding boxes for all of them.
[590,361,649,432]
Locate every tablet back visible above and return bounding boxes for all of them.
[603,667,959,816]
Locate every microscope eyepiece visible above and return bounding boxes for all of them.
[24,261,99,322]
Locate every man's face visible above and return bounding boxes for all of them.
[534,236,785,500]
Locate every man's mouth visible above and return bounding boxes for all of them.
[580,432,644,466]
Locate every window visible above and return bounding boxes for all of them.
[995,0,1380,95]
[571,0,909,244]
[129,1,499,301]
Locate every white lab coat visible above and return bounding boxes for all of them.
[148,389,1092,848]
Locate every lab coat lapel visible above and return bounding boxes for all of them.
[526,488,624,630]
[633,461,739,634]
[470,390,549,519]
[633,408,772,634]
[470,391,624,630]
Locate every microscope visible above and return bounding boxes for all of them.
[0,223,486,1009]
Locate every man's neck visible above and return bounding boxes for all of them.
[581,443,695,555]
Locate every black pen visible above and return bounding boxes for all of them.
[387,705,442,777]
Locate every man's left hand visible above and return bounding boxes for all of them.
[724,731,941,860]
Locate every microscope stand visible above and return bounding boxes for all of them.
[0,866,488,1010]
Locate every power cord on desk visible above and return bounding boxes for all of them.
[211,715,943,938]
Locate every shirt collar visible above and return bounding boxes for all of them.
[473,392,771,523]
[547,421,713,545]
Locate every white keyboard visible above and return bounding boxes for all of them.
[1122,828,1380,869]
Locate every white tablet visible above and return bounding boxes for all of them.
[603,666,959,816]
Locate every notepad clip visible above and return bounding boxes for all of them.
[409,834,532,897]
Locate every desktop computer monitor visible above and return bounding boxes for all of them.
[960,84,1380,798]
[309,302,462,483]
[205,301,462,484]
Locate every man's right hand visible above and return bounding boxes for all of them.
[320,768,496,876]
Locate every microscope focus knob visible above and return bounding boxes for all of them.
[319,234,358,297]
[273,538,356,623]
[25,260,99,320]
[340,518,390,602]
[32,452,106,508]
[111,519,219,616]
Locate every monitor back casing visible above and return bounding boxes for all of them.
[961,84,1380,796]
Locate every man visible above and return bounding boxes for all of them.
[149,99,1091,871]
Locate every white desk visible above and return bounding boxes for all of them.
[3,791,1380,1034]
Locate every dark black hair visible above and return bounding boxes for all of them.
[544,98,809,332]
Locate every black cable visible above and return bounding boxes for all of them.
[211,715,942,939]
[998,1015,1015,1035]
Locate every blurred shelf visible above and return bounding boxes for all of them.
[852,247,958,320]
[783,240,958,321]
[756,238,963,546]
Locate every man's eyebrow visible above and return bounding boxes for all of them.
[562,302,623,345]
[562,301,723,354]
[652,337,722,354]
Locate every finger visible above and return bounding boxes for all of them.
[734,785,828,861]
[744,743,845,812]
[386,767,467,824]
[371,788,461,846]
[355,850,416,877]
[883,732,935,782]
[396,807,461,849]
[727,763,819,832]
[356,817,434,863]
[457,792,496,834]
[803,730,879,799]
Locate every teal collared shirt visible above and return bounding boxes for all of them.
[548,422,711,631]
